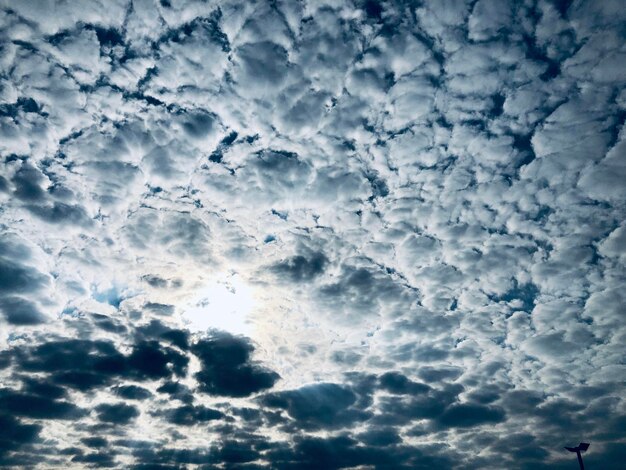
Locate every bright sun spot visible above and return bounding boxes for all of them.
[181,274,256,336]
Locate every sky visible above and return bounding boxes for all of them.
[0,0,625,468]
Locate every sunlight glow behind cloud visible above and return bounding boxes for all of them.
[182,274,255,336]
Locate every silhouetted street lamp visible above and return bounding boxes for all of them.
[564,442,590,470]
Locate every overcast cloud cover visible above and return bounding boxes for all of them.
[0,0,625,468]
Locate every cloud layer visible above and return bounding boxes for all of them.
[0,0,625,468]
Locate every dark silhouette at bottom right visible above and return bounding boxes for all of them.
[565,442,590,470]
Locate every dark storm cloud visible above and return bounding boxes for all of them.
[264,434,456,470]
[158,404,223,426]
[379,371,430,395]
[0,296,47,325]
[95,403,140,424]
[127,431,456,469]
[130,446,211,466]
[20,376,67,400]
[127,340,188,380]
[0,414,41,460]
[81,437,109,449]
[71,450,118,467]
[14,339,125,391]
[0,388,85,420]
[260,382,369,431]
[7,336,188,391]
[191,331,279,397]
[112,384,153,401]
[374,391,452,427]
[130,465,184,470]
[211,439,260,465]
[436,403,506,428]
[356,427,401,447]
[135,319,190,350]
[156,381,193,404]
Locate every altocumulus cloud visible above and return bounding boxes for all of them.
[0,0,625,468]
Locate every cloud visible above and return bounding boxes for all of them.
[379,371,430,395]
[436,403,506,428]
[0,414,41,460]
[80,437,108,449]
[0,387,84,420]
[0,0,624,467]
[71,451,118,467]
[0,296,47,326]
[7,336,188,391]
[264,434,456,470]
[261,382,369,431]
[156,381,193,404]
[270,252,328,282]
[95,403,140,424]
[112,384,153,401]
[127,340,188,380]
[158,404,223,426]
[192,331,279,397]
[0,236,52,325]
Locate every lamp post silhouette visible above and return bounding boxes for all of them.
[564,442,589,470]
